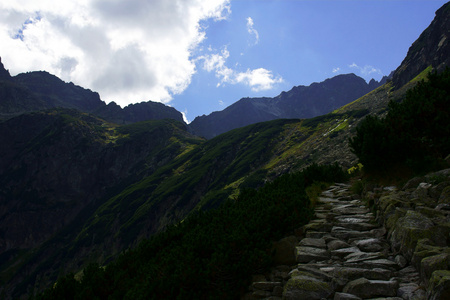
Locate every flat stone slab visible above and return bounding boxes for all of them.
[344,258,399,271]
[335,216,373,223]
[327,239,351,250]
[353,238,389,252]
[334,221,377,231]
[296,246,329,263]
[331,246,361,258]
[318,197,340,204]
[331,226,375,240]
[332,207,370,215]
[299,238,327,249]
[344,251,385,262]
[333,267,392,281]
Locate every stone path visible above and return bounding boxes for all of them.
[249,183,427,300]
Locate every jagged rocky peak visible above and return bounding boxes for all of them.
[0,57,12,80]
[392,2,450,88]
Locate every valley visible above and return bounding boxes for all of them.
[0,2,449,298]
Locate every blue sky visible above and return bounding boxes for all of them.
[0,0,448,123]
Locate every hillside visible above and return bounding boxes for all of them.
[0,63,184,124]
[189,73,386,139]
[0,2,449,298]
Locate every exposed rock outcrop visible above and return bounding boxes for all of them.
[392,2,450,88]
[245,171,450,299]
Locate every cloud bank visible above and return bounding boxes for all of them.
[0,0,231,106]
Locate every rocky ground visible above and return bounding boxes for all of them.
[244,168,450,299]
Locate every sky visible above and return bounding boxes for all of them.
[0,0,448,123]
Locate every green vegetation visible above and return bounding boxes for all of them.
[37,164,348,300]
[349,68,450,175]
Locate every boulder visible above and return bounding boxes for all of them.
[343,278,399,298]
[395,254,408,268]
[430,182,450,199]
[283,275,333,300]
[428,270,450,300]
[421,253,450,285]
[390,210,435,260]
[403,176,426,190]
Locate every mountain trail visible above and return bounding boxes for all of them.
[247,183,427,300]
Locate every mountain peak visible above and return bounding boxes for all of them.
[189,73,382,139]
[392,2,450,88]
[0,57,12,80]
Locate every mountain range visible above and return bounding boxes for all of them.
[0,57,385,139]
[0,2,449,298]
[189,74,386,139]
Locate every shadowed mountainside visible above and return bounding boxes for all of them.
[0,63,184,124]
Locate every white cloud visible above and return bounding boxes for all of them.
[218,100,224,106]
[0,0,231,106]
[332,67,340,73]
[198,46,283,91]
[246,17,259,45]
[181,109,190,124]
[349,62,383,77]
[235,68,283,92]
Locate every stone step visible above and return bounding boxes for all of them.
[248,183,432,300]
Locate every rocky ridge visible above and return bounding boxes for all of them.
[245,169,450,299]
[189,74,386,139]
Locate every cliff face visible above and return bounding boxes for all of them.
[189,74,386,139]
[392,2,450,88]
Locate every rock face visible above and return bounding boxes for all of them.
[189,74,386,139]
[392,2,450,88]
